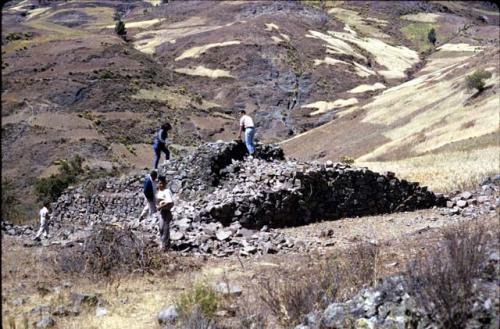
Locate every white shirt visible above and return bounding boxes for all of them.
[40,207,49,221]
[157,188,173,206]
[239,115,254,128]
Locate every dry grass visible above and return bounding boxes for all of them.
[401,13,441,23]
[326,30,420,79]
[175,41,241,61]
[348,82,386,94]
[302,98,358,116]
[359,146,500,192]
[174,66,234,79]
[328,7,389,39]
[243,243,380,327]
[401,22,437,53]
[407,221,492,327]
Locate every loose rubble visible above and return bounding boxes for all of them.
[3,142,498,257]
[296,249,500,329]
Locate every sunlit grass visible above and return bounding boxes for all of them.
[359,146,500,192]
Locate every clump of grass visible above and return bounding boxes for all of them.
[401,22,436,53]
[340,156,355,165]
[175,282,220,323]
[58,224,160,278]
[466,69,492,93]
[246,243,380,327]
[406,221,490,328]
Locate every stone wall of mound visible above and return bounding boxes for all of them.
[50,142,444,229]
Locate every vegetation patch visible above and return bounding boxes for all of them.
[401,22,437,53]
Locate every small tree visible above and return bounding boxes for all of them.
[427,28,436,45]
[466,69,492,92]
[115,19,127,40]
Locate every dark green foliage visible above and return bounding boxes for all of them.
[466,69,492,92]
[34,155,83,202]
[2,179,21,221]
[114,20,127,39]
[427,28,436,45]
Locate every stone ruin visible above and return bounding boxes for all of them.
[39,141,445,256]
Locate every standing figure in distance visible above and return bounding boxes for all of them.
[153,122,172,169]
[237,110,256,157]
[156,175,174,251]
[33,201,50,240]
[139,170,158,222]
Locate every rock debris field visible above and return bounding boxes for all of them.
[2,141,454,256]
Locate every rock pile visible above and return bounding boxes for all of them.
[296,249,500,329]
[3,141,449,256]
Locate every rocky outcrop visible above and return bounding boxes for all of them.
[3,141,452,256]
[48,141,443,230]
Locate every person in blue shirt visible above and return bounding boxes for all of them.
[153,123,172,169]
[139,170,158,221]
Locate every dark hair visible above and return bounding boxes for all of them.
[150,170,158,179]
[157,175,167,184]
[161,122,172,131]
[240,110,246,114]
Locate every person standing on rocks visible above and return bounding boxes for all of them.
[33,201,50,240]
[139,170,158,222]
[153,122,172,169]
[156,175,174,251]
[238,110,256,157]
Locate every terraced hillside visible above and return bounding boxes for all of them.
[1,0,499,218]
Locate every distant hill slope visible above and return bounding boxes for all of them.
[1,0,499,218]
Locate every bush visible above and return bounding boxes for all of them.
[34,155,83,202]
[58,224,160,277]
[2,179,21,221]
[427,28,436,45]
[252,243,379,326]
[466,69,492,92]
[406,222,489,328]
[175,283,220,322]
[340,156,355,165]
[115,20,127,39]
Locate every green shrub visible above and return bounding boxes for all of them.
[340,156,355,165]
[466,69,492,92]
[2,179,21,221]
[175,283,220,321]
[114,20,127,39]
[427,28,436,45]
[34,155,83,202]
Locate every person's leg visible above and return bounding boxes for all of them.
[153,144,161,169]
[34,218,45,239]
[147,199,157,219]
[160,144,170,166]
[139,196,149,220]
[245,128,255,155]
[43,220,49,238]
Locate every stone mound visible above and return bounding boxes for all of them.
[28,141,447,256]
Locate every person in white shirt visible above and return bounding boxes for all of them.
[156,175,174,251]
[238,110,256,157]
[34,202,50,240]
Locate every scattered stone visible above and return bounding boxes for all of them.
[158,305,178,325]
[457,200,468,208]
[215,230,232,241]
[461,191,473,200]
[95,306,108,317]
[214,282,243,296]
[35,316,55,328]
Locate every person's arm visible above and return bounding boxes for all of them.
[238,117,244,139]
[157,190,174,210]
